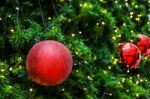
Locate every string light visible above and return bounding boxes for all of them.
[10,29,14,32]
[136,93,139,97]
[126,89,129,92]
[137,74,140,77]
[9,67,13,71]
[112,36,116,40]
[122,78,125,83]
[109,93,112,96]
[16,7,20,10]
[102,21,105,25]
[135,5,138,8]
[79,31,82,34]
[29,88,33,92]
[68,19,71,22]
[87,76,93,80]
[136,81,139,84]
[140,79,143,82]
[127,69,130,73]
[0,18,2,21]
[1,69,5,72]
[125,3,128,6]
[115,1,118,3]
[19,65,22,69]
[123,23,126,26]
[48,17,51,20]
[108,66,111,70]
[129,77,132,80]
[76,70,79,72]
[8,15,11,18]
[62,88,65,91]
[96,23,99,26]
[71,34,75,37]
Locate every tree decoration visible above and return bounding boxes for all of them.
[136,34,149,54]
[119,43,141,69]
[26,40,73,86]
[144,39,150,58]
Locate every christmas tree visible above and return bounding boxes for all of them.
[0,0,150,99]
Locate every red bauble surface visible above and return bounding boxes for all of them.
[119,43,141,69]
[144,48,150,58]
[137,34,149,54]
[26,40,73,86]
[144,39,150,58]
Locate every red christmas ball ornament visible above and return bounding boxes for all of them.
[119,43,141,69]
[144,39,150,58]
[136,34,149,54]
[144,48,150,58]
[26,40,73,86]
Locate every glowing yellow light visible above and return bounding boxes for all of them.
[129,77,132,79]
[112,36,116,40]
[96,23,99,25]
[136,81,139,84]
[29,88,33,92]
[62,88,65,91]
[79,31,82,34]
[137,74,140,77]
[108,66,111,70]
[130,12,133,15]
[11,29,14,32]
[102,21,105,25]
[122,78,125,82]
[109,93,112,96]
[136,93,139,97]
[72,34,75,37]
[16,7,19,10]
[48,17,51,20]
[126,90,129,92]
[135,5,138,8]
[127,70,130,73]
[68,19,71,22]
[76,70,79,72]
[9,67,13,71]
[140,79,143,82]
[123,23,126,26]
[1,69,4,72]
[115,1,118,3]
[0,18,2,21]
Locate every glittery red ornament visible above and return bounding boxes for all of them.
[144,39,150,58]
[26,40,73,86]
[119,43,141,69]
[144,48,150,58]
[136,34,149,54]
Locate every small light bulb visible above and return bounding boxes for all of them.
[29,88,33,92]
[109,93,112,96]
[72,34,75,37]
[0,18,2,21]
[108,66,111,70]
[136,81,139,84]
[48,17,51,20]
[62,88,65,91]
[126,90,129,92]
[16,7,19,10]
[102,21,105,25]
[79,31,82,34]
[11,29,14,32]
[9,67,13,71]
[96,23,99,25]
[1,69,4,72]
